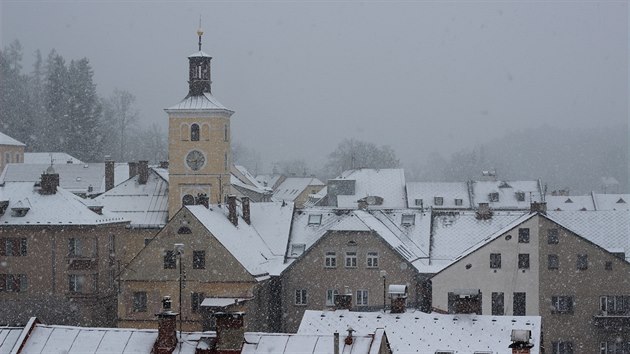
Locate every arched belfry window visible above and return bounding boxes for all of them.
[197,65,202,79]
[182,194,195,206]
[191,124,200,141]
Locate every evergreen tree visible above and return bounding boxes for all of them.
[0,40,33,145]
[44,49,69,152]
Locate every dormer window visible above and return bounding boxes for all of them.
[414,199,423,207]
[308,214,322,225]
[488,192,499,202]
[565,198,573,203]
[290,243,306,256]
[11,200,30,217]
[454,198,463,206]
[434,197,443,206]
[401,214,415,226]
[515,192,525,202]
[617,198,626,204]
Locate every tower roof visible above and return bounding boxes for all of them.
[165,92,233,115]
[189,50,211,58]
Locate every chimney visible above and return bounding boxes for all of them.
[153,296,178,354]
[334,332,339,354]
[530,202,547,214]
[138,160,149,185]
[214,312,245,353]
[40,167,59,195]
[159,161,169,169]
[509,330,534,354]
[357,199,368,210]
[475,203,493,220]
[227,195,238,226]
[241,197,251,225]
[389,284,408,314]
[105,159,115,192]
[128,161,138,179]
[344,327,355,346]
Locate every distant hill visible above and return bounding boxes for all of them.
[415,124,628,194]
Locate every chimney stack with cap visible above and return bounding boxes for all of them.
[228,195,238,226]
[475,203,493,220]
[530,202,547,214]
[138,160,149,185]
[153,296,178,354]
[241,197,251,225]
[40,167,60,195]
[128,161,138,179]
[105,158,115,192]
[508,330,534,354]
[214,312,245,353]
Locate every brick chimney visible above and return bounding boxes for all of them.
[508,330,534,354]
[389,285,408,314]
[40,167,59,195]
[475,203,493,220]
[128,161,138,179]
[105,159,115,192]
[227,195,238,226]
[138,160,149,185]
[153,296,178,354]
[241,197,251,225]
[334,331,339,354]
[530,202,547,214]
[214,312,245,353]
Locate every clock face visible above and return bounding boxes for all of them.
[186,150,205,171]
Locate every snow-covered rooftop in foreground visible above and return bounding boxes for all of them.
[331,169,407,209]
[242,329,386,354]
[0,182,127,226]
[166,92,232,113]
[23,152,83,165]
[0,326,23,353]
[298,310,541,354]
[0,131,25,146]
[546,195,596,211]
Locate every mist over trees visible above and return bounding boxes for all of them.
[0,40,164,163]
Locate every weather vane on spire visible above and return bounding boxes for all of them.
[197,16,204,51]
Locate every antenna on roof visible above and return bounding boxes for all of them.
[197,15,204,51]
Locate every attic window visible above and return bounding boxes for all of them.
[414,199,423,207]
[290,244,305,256]
[499,181,511,188]
[308,214,322,225]
[401,214,415,226]
[178,226,192,234]
[617,198,626,204]
[515,192,525,202]
[565,198,573,203]
[434,197,443,206]
[454,199,463,206]
[488,192,499,202]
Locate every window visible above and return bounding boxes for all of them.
[193,251,206,269]
[324,252,336,268]
[552,296,574,314]
[599,295,630,316]
[164,250,176,269]
[224,124,229,142]
[518,254,530,269]
[414,198,423,206]
[488,192,499,202]
[191,292,205,313]
[356,290,368,306]
[515,192,525,202]
[295,289,307,305]
[600,341,630,354]
[69,274,87,293]
[454,198,463,206]
[605,261,613,271]
[548,254,559,269]
[4,152,10,164]
[190,124,200,141]
[513,292,526,316]
[548,228,559,244]
[345,252,357,268]
[491,292,504,315]
[0,238,27,256]
[518,228,530,243]
[224,152,228,171]
[434,197,443,206]
[68,238,90,257]
[177,226,192,234]
[0,274,27,292]
[290,244,305,256]
[182,194,195,206]
[308,214,322,225]
[577,254,588,270]
[133,291,147,312]
[490,253,501,269]
[366,252,379,268]
[401,214,415,226]
[326,289,339,306]
[551,341,574,354]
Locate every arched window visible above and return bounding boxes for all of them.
[182,194,195,206]
[177,226,192,234]
[180,124,189,141]
[201,123,210,141]
[191,124,200,141]
[224,152,228,171]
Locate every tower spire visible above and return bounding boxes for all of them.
[197,16,203,51]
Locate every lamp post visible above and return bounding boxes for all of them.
[174,243,185,339]
[380,270,387,312]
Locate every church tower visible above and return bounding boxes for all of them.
[165,27,234,219]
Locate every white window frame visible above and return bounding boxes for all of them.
[308,214,322,225]
[366,252,379,268]
[345,252,357,268]
[295,289,307,305]
[454,198,463,206]
[434,197,443,206]
[324,252,337,268]
[69,274,86,293]
[414,198,423,206]
[356,289,368,306]
[326,289,339,306]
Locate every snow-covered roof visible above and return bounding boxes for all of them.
[242,329,386,354]
[0,326,23,353]
[188,203,293,277]
[287,208,431,271]
[470,180,542,210]
[23,152,83,165]
[166,92,233,113]
[330,169,407,209]
[95,168,169,228]
[272,177,324,202]
[406,182,470,209]
[255,174,284,190]
[546,195,596,211]
[232,165,268,191]
[426,211,527,273]
[18,323,211,354]
[0,181,127,226]
[0,162,129,196]
[299,310,541,354]
[249,202,295,258]
[593,193,630,211]
[188,50,211,58]
[547,210,630,261]
[0,131,25,146]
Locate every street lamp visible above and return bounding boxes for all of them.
[174,243,185,339]
[380,270,387,312]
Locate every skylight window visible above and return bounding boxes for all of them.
[401,214,415,226]
[308,214,322,225]
[290,244,306,256]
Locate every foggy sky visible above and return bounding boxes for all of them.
[1,1,627,172]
